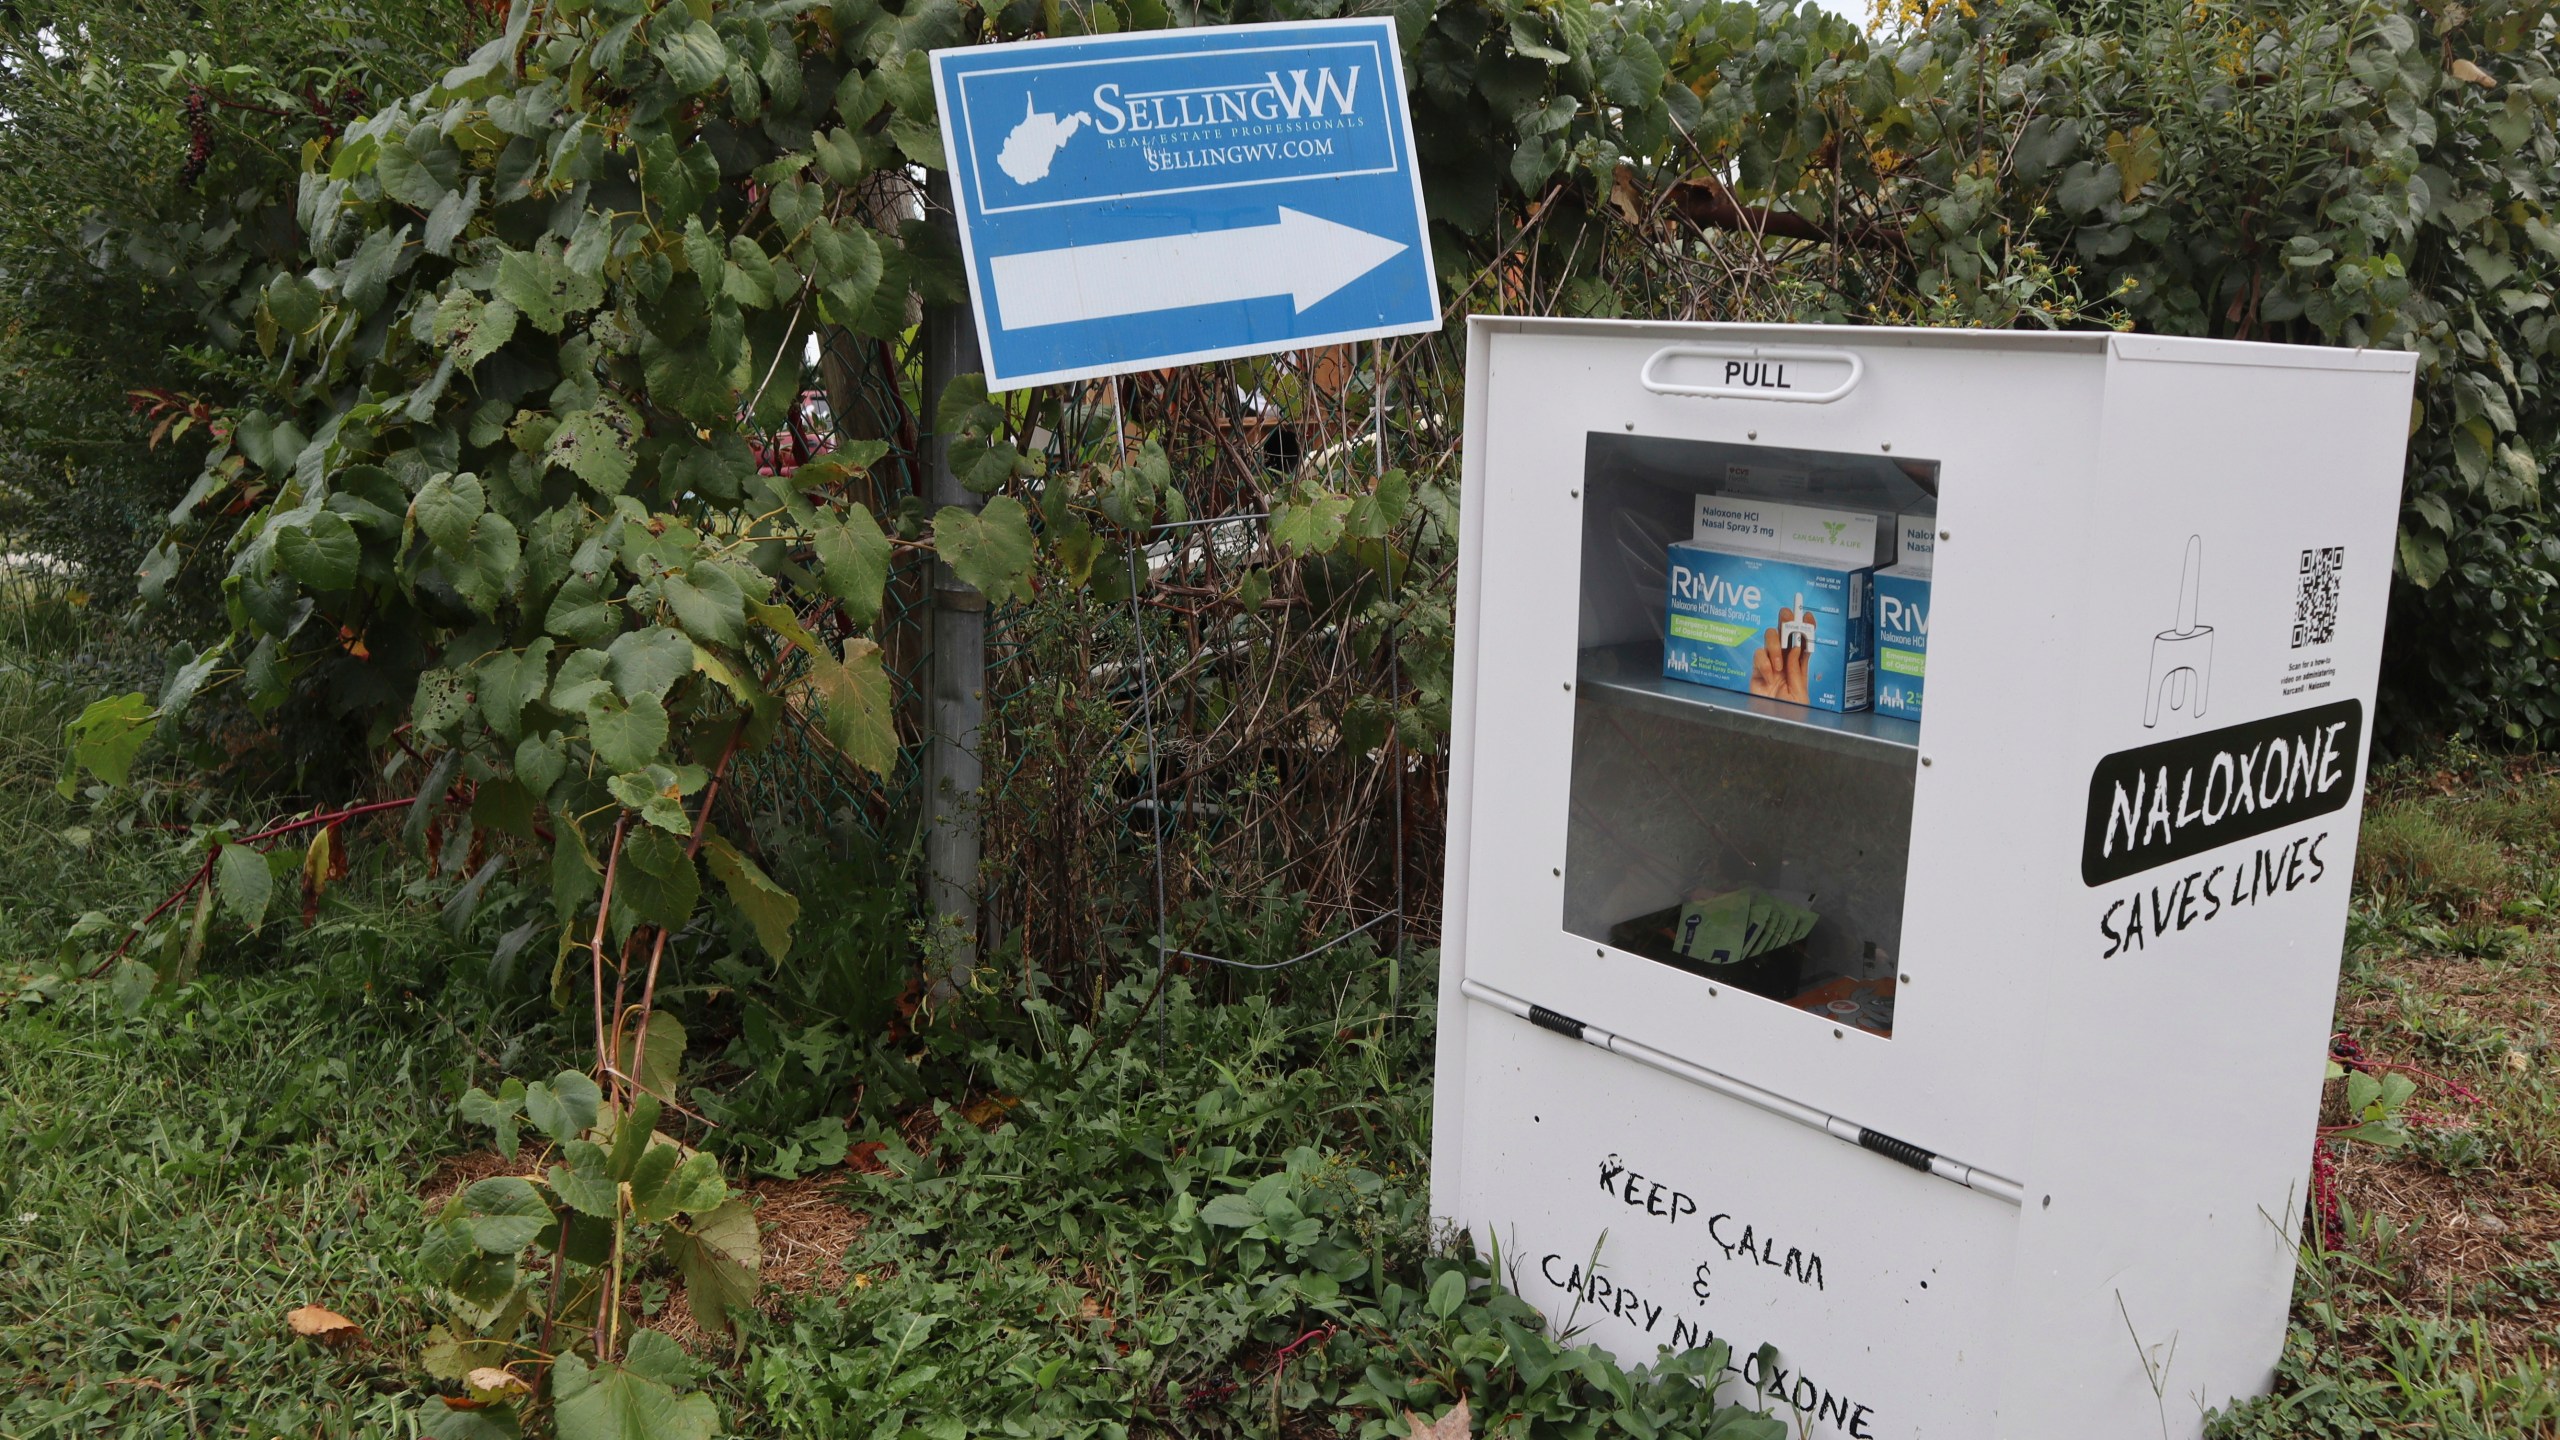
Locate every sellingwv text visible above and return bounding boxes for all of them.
[1141,136,1336,172]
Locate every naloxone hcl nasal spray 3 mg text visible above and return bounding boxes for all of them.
[1873,512,1933,719]
[1664,499,1877,712]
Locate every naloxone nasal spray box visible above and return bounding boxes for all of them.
[1664,500,1876,712]
[1873,512,1933,719]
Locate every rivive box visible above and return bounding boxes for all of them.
[1664,499,1876,713]
[1874,512,1934,720]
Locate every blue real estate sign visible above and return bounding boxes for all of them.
[930,18,1441,391]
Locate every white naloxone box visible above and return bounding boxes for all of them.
[1431,319,2415,1438]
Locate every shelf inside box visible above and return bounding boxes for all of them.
[1577,641,1921,759]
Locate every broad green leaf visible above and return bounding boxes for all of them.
[552,821,602,927]
[495,248,602,334]
[58,693,157,796]
[626,1138,680,1219]
[931,496,1035,599]
[343,223,412,313]
[459,1081,525,1159]
[2398,526,2449,588]
[1199,1194,1262,1228]
[1427,1266,1468,1319]
[422,175,483,257]
[703,834,798,961]
[156,638,225,722]
[419,1213,480,1283]
[610,1094,664,1181]
[277,510,362,591]
[414,471,488,555]
[949,432,1027,495]
[723,233,778,308]
[1270,488,1351,557]
[808,219,884,317]
[548,1142,619,1218]
[888,117,944,169]
[476,640,554,744]
[617,826,699,930]
[216,841,273,932]
[2055,160,2120,217]
[525,1069,603,1143]
[551,647,615,714]
[377,130,457,208]
[415,667,475,737]
[453,512,522,616]
[551,1351,719,1440]
[616,1008,689,1099]
[808,640,897,775]
[160,639,227,718]
[588,690,671,774]
[767,175,822,240]
[547,573,624,646]
[609,767,694,835]
[547,405,638,495]
[746,599,822,654]
[658,1151,727,1219]
[607,626,694,701]
[652,20,732,96]
[935,372,1003,436]
[663,563,745,647]
[517,732,565,801]
[1597,30,1665,109]
[458,1176,552,1253]
[643,335,738,425]
[667,1198,759,1342]
[434,290,520,371]
[265,272,323,333]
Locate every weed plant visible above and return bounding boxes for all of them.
[734,958,1791,1440]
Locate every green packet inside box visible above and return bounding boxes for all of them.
[1673,887,1817,965]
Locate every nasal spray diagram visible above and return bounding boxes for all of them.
[2145,534,2214,727]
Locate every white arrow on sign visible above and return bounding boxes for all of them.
[988,207,1407,331]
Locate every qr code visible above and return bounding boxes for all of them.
[2293,547,2343,648]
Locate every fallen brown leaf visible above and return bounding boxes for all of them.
[847,1140,892,1175]
[1405,1396,1471,1440]
[2451,57,2497,87]
[962,1094,1020,1129]
[465,1367,530,1402]
[286,1305,363,1349]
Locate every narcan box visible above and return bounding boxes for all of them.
[1874,511,1934,719]
[1665,500,1876,713]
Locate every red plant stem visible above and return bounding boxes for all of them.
[624,723,748,1103]
[97,794,426,972]
[625,929,673,1100]
[101,851,218,969]
[238,795,421,846]
[590,815,631,1077]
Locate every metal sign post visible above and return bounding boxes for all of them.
[921,173,986,986]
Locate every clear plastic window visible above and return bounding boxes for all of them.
[1562,433,1939,1038]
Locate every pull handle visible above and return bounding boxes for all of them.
[1639,344,1863,403]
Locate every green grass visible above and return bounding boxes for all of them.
[0,975,478,1439]
[0,590,519,1440]
[2206,750,2560,1436]
[8,584,2560,1438]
